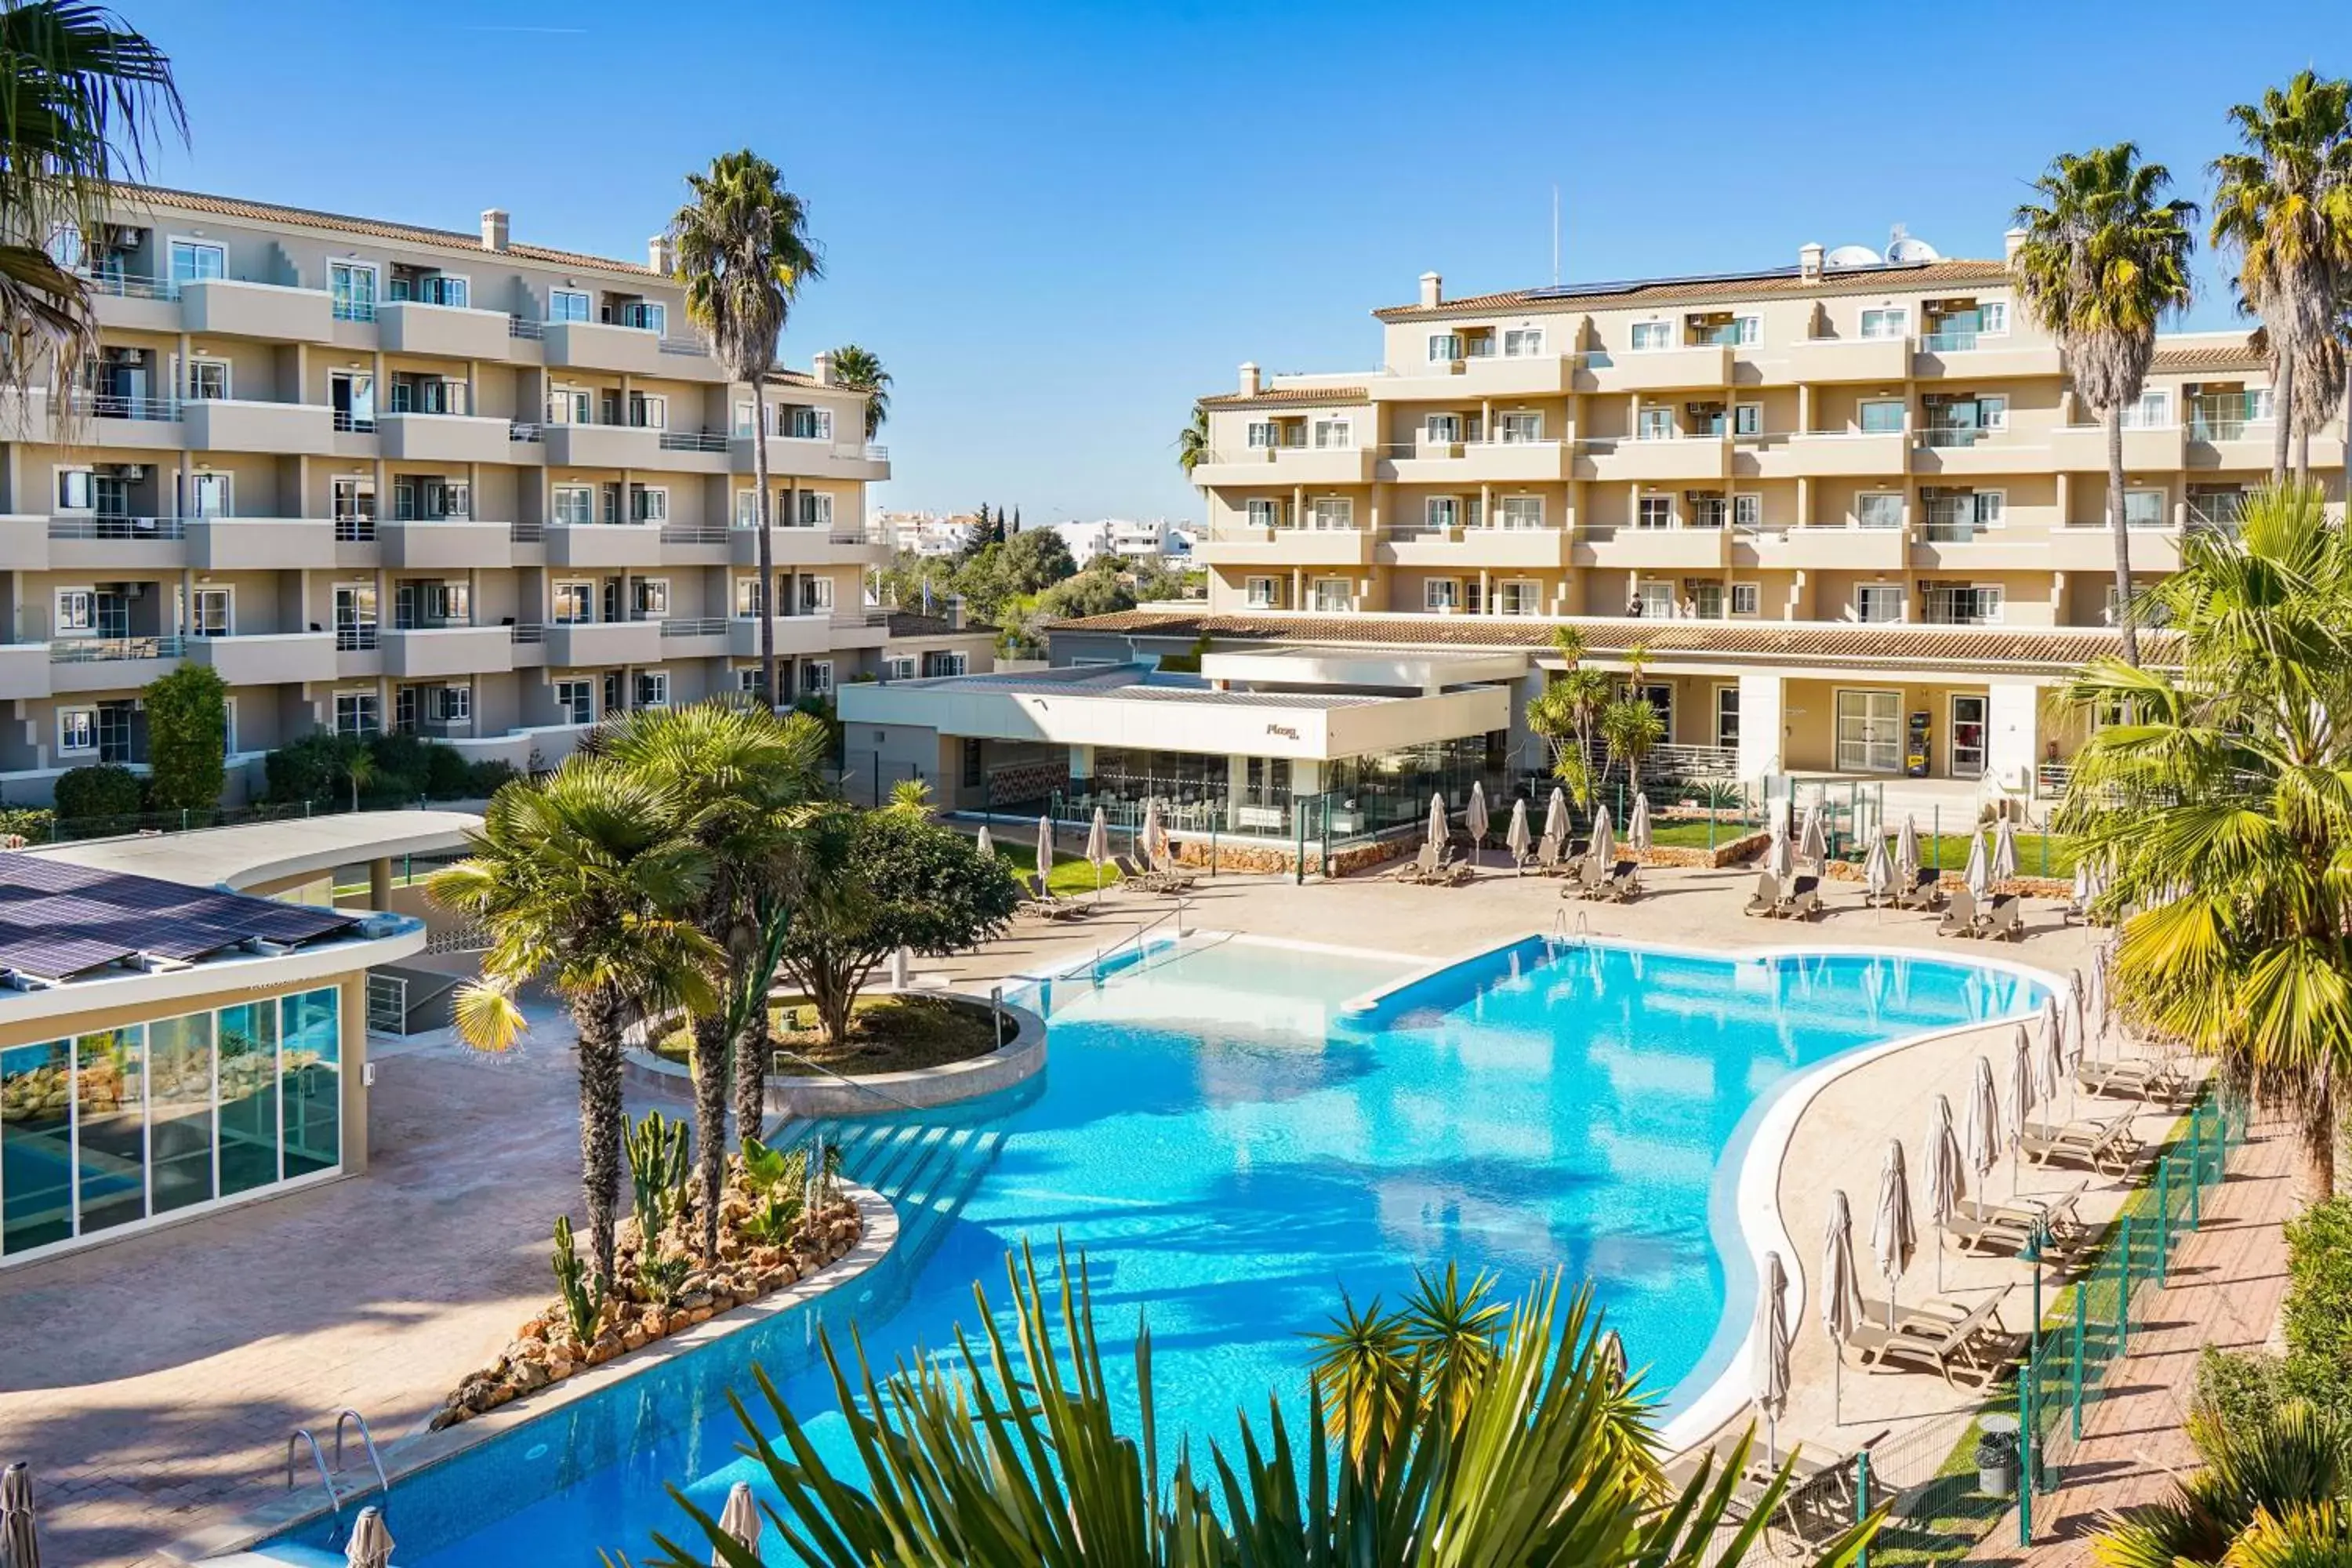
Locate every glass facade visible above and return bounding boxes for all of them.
[0,985,343,1262]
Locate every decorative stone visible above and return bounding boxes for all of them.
[513,1359,552,1393]
[621,1324,649,1352]
[665,1309,691,1335]
[687,1306,713,1326]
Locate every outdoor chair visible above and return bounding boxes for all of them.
[1895,866,1944,911]
[1936,886,1980,937]
[1534,833,1562,874]
[1849,1285,2017,1389]
[1660,1428,1890,1563]
[1020,873,1090,923]
[2022,1114,2143,1178]
[1780,874,1822,920]
[1589,858,1642,902]
[2077,1056,2194,1109]
[1947,1181,2090,1260]
[1392,843,1442,884]
[1440,849,1476,887]
[1743,869,1783,917]
[1981,892,2024,942]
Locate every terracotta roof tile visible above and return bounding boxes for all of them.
[2152,339,2267,376]
[1046,608,2177,673]
[1373,259,2011,322]
[1197,386,1370,409]
[886,612,996,638]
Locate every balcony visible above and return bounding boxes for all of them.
[186,516,338,570]
[61,390,186,450]
[0,641,49,699]
[728,524,887,568]
[1911,430,2044,477]
[1571,526,1732,571]
[2049,522,2183,575]
[378,412,515,465]
[1911,524,2072,572]
[727,612,888,659]
[180,277,332,343]
[2049,423,2186,471]
[1738,522,1909,572]
[1578,434,1730,484]
[380,626,514,680]
[540,422,662,467]
[184,630,336,686]
[1192,524,1374,569]
[1378,526,1569,572]
[1185,445,1376,488]
[377,299,513,361]
[49,633,183,693]
[0,514,46,571]
[1912,338,2061,379]
[657,615,730,656]
[741,434,893,483]
[1375,354,1575,398]
[45,514,185,572]
[1784,336,1912,383]
[542,619,665,667]
[377,518,514,570]
[1385,439,1573,485]
[1767,430,1910,478]
[1579,343,1732,393]
[542,318,665,376]
[85,270,182,333]
[183,397,336,455]
[543,521,670,568]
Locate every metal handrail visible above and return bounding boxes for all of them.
[332,1410,390,1504]
[47,515,186,539]
[660,616,727,637]
[285,1427,343,1530]
[1089,897,1192,983]
[656,429,731,452]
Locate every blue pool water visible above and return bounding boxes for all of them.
[265,936,2039,1566]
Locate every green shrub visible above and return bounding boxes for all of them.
[0,807,54,842]
[53,764,143,821]
[143,664,229,813]
[423,743,473,798]
[263,731,349,804]
[2195,1345,2290,1428]
[464,760,518,798]
[2281,1197,2352,1410]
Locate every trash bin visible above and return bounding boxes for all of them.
[1976,1414,2020,1497]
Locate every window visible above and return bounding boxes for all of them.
[801,660,834,695]
[733,490,763,529]
[56,708,95,753]
[185,471,231,517]
[1311,417,1352,449]
[1309,578,1351,612]
[1693,583,1725,618]
[1978,300,2008,335]
[2125,489,2169,529]
[800,575,836,614]
[1857,492,1904,530]
[1424,413,1462,444]
[334,691,380,737]
[184,358,229,400]
[549,289,591,323]
[798,491,834,528]
[787,407,832,441]
[1973,491,2005,528]
[429,684,471,724]
[1490,411,1541,444]
[1637,407,1675,441]
[53,589,93,634]
[629,485,668,524]
[426,583,470,623]
[733,578,765,617]
[1923,584,2003,625]
[1715,685,1741,749]
[329,370,375,432]
[1495,579,1540,615]
[1733,493,1762,529]
[632,579,669,619]
[1630,321,1671,351]
[1428,333,1463,362]
[1735,315,1761,345]
[1244,575,1277,608]
[1497,495,1544,529]
[1503,328,1544,357]
[1636,495,1673,529]
[55,469,93,511]
[1245,498,1281,529]
[627,390,667,430]
[884,655,916,681]
[552,580,593,624]
[1859,400,1906,434]
[1308,496,1352,530]
[1247,420,1277,449]
[1733,403,1762,436]
[1689,494,1728,529]
[191,587,231,637]
[1635,580,1675,617]
[169,239,226,284]
[551,485,594,526]
[1857,583,1904,622]
[615,300,666,335]
[604,671,624,712]
[1425,577,1461,612]
[1425,496,1459,532]
[960,737,985,788]
[634,670,670,708]
[2122,389,2172,429]
[555,679,593,725]
[1731,583,1761,616]
[546,387,590,424]
[1860,307,1908,339]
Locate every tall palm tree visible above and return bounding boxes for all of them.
[1526,625,1613,808]
[2210,70,2352,482]
[827,342,889,439]
[590,701,833,1265]
[670,151,822,707]
[0,0,183,404]
[1601,696,1665,804]
[632,1244,1875,1568]
[1176,404,1208,476]
[430,760,718,1287]
[2093,1400,2350,1566]
[2056,481,2352,1201]
[2013,143,2200,667]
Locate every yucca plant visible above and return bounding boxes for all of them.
[2093,1401,2351,1566]
[622,1241,1879,1567]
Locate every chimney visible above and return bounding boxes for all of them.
[1238,361,1261,397]
[1419,270,1443,308]
[811,350,834,387]
[480,209,510,252]
[947,593,965,630]
[1798,242,1824,282]
[648,234,673,274]
[2002,227,2027,265]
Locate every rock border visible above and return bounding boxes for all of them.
[623,989,1047,1118]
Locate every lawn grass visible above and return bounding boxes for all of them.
[1647,818,1757,850]
[956,827,1127,897]
[1844,832,2080,877]
[656,993,1002,1075]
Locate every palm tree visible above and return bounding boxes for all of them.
[827,343,889,439]
[2209,70,2352,482]
[2056,481,2352,1201]
[2093,1400,2350,1566]
[429,760,719,1287]
[670,151,822,708]
[590,701,832,1265]
[2012,142,2200,667]
[1602,695,1665,804]
[1526,625,1613,808]
[631,1243,1875,1567]
[1176,404,1208,476]
[0,1,183,405]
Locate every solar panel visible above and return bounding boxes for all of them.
[0,854,365,980]
[0,933,139,981]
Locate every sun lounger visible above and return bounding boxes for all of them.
[1533,833,1562,875]
[1743,869,1783,917]
[1780,874,1822,920]
[1660,1428,1891,1559]
[1849,1286,2017,1389]
[1145,849,1198,894]
[1981,892,2024,941]
[1593,858,1641,901]
[1947,1184,2091,1262]
[1392,843,1442,884]
[1441,849,1476,887]
[1855,1295,1968,1332]
[1018,873,1089,921]
[2022,1115,2143,1177]
[2076,1056,2194,1107]
[1936,885,1980,937]
[1895,866,1944,911]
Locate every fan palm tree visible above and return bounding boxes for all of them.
[630,1243,1877,1568]
[1176,404,1208,476]
[2092,1400,2351,1566]
[2209,70,2352,482]
[2012,143,2200,667]
[2055,481,2352,1201]
[589,700,833,1265]
[670,151,822,707]
[0,0,183,405]
[429,760,719,1287]
[1526,625,1614,808]
[1602,695,1666,804]
[826,343,888,439]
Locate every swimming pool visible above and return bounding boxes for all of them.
[257,934,2041,1565]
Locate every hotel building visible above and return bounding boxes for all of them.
[0,184,927,802]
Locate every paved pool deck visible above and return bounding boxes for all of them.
[0,855,2267,1565]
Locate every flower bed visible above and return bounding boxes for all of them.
[1820,858,2071,900]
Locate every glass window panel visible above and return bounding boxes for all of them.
[217,1002,279,1198]
[147,1011,215,1215]
[2,1040,73,1254]
[280,989,341,1178]
[74,1028,145,1235]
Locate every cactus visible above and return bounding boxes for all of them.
[552,1214,603,1346]
[626,1109,691,1247]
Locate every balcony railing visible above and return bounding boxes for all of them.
[52,634,183,662]
[335,515,377,543]
[510,622,546,644]
[332,410,376,434]
[335,626,379,651]
[1921,519,1978,543]
[657,429,731,453]
[1918,329,1980,352]
[82,269,176,300]
[2187,394,2270,443]
[2187,498,2246,532]
[510,521,543,543]
[48,515,186,540]
[69,390,180,422]
[333,299,376,322]
[508,315,544,339]
[658,337,707,357]
[509,421,543,443]
[1917,426,1994,448]
[661,616,728,637]
[660,524,728,545]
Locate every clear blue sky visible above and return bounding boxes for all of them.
[135,0,2340,524]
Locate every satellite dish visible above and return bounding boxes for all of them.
[1887,236,1943,263]
[1824,245,1882,269]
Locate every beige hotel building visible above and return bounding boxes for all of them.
[0,184,990,803]
[1152,233,2347,794]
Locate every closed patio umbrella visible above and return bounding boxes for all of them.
[2009,1023,2035,1195]
[2087,949,2110,1063]
[1466,779,1490,858]
[1589,802,1616,878]
[1754,1249,1792,1463]
[1897,814,1922,884]
[1926,1094,1963,1290]
[713,1480,763,1566]
[344,1506,393,1568]
[1035,814,1055,894]
[2071,858,2091,916]
[1086,807,1111,902]
[1863,834,1894,916]
[1141,799,1164,867]
[2,1462,38,1568]
[1992,815,2020,883]
[1798,799,1829,869]
[1766,808,1794,881]
[1821,1191,1863,1424]
[1506,797,1531,873]
[1426,790,1449,855]
[1871,1138,1916,1328]
[1965,1054,2001,1186]
[975,823,994,859]
[1963,828,1991,902]
[1628,791,1653,852]
[1544,785,1570,847]
[2037,995,2064,1106]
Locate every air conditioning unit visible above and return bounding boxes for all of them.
[107,347,146,366]
[111,464,146,481]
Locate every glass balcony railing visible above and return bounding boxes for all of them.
[1919,329,1979,352]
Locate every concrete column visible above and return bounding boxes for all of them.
[2056,471,2071,527]
[1737,673,1786,782]
[1985,679,2041,794]
[1797,382,1813,433]
[368,855,392,909]
[1291,758,1323,794]
[1067,743,1094,782]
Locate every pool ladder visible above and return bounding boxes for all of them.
[1551,909,1590,948]
[285,1407,390,1531]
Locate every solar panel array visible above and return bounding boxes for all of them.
[0,854,361,982]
